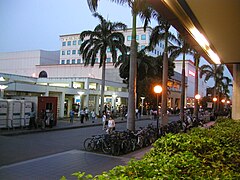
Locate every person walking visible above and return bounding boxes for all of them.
[80,109,85,123]
[29,108,37,129]
[106,116,115,134]
[91,110,96,123]
[85,108,89,121]
[102,111,107,130]
[69,109,74,123]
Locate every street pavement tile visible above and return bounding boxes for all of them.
[0,150,128,180]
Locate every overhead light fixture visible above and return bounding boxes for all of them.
[207,49,221,64]
[190,27,209,48]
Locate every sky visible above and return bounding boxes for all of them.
[0,0,153,52]
[0,0,232,86]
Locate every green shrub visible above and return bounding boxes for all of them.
[67,119,240,179]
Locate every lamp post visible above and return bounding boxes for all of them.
[140,97,145,116]
[194,94,201,121]
[112,93,118,113]
[77,91,84,117]
[154,85,162,138]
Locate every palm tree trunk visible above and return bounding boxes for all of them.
[161,33,168,126]
[100,58,106,115]
[194,58,199,119]
[180,53,186,122]
[127,13,137,131]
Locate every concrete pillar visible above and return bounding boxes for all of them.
[44,84,49,96]
[96,95,100,115]
[59,92,65,118]
[84,78,89,108]
[232,64,240,120]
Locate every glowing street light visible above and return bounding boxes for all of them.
[213,97,217,102]
[194,94,201,121]
[154,85,162,138]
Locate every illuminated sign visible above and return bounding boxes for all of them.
[188,70,195,77]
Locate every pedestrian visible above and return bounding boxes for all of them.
[69,109,74,123]
[85,108,89,121]
[29,108,37,129]
[91,109,96,123]
[80,109,85,123]
[102,111,107,130]
[106,116,115,134]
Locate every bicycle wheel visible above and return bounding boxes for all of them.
[102,140,111,154]
[84,138,94,151]
[111,143,120,156]
[121,140,131,154]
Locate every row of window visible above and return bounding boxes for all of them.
[61,45,146,56]
[62,34,147,47]
[62,40,82,47]
[60,57,113,64]
[127,34,146,41]
[61,50,80,55]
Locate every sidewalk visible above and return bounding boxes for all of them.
[0,115,150,136]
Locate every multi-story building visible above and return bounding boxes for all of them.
[0,27,206,118]
[174,60,207,107]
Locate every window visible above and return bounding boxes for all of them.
[67,50,71,55]
[77,59,81,64]
[78,50,80,54]
[67,41,71,46]
[127,36,131,41]
[66,59,70,64]
[39,71,48,78]
[106,58,111,63]
[141,45,146,50]
[72,59,76,64]
[141,34,146,40]
[73,40,77,45]
[95,58,99,63]
[62,42,66,46]
[61,60,65,64]
[72,50,76,54]
[78,40,82,45]
[61,51,65,55]
[107,47,110,52]
[136,35,139,40]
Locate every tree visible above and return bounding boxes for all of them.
[80,13,127,114]
[169,33,192,122]
[148,12,177,125]
[87,0,154,131]
[200,64,232,112]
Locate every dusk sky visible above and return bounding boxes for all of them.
[0,0,157,52]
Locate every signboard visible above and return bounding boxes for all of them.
[207,102,213,108]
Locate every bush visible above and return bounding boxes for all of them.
[65,118,240,179]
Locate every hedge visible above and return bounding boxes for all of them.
[61,118,240,179]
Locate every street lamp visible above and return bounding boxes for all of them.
[77,91,84,116]
[140,97,145,116]
[154,85,162,138]
[194,94,201,121]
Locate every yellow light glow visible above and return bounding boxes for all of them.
[213,97,217,102]
[221,99,226,103]
[195,94,201,100]
[154,85,163,94]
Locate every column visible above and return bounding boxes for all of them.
[84,78,89,108]
[59,92,65,118]
[95,95,100,115]
[232,64,240,120]
[44,83,49,96]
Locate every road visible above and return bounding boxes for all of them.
[0,116,179,179]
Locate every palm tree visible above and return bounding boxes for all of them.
[148,13,177,125]
[87,0,154,131]
[80,13,127,115]
[169,33,192,122]
[200,64,232,112]
[193,50,201,119]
